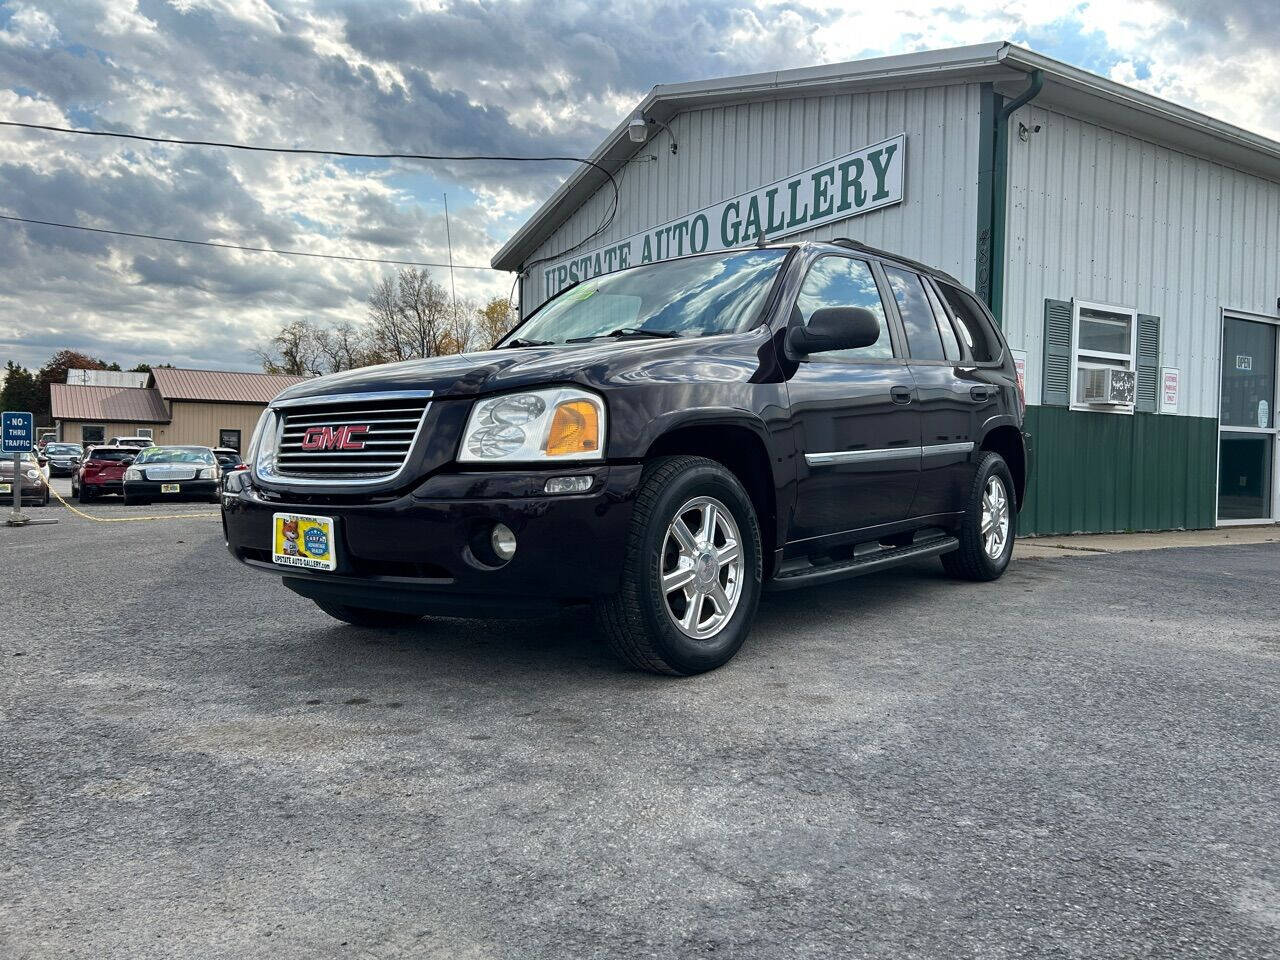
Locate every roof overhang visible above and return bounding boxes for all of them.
[491,42,1280,273]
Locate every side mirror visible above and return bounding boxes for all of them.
[787,306,881,356]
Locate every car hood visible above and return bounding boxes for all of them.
[269,338,737,404]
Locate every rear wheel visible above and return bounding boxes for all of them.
[942,451,1016,581]
[77,484,93,503]
[315,602,424,628]
[597,456,762,676]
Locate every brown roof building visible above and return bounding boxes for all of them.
[52,367,306,451]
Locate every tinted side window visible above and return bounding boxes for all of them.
[795,256,892,361]
[922,279,961,361]
[938,284,1000,363]
[884,267,945,361]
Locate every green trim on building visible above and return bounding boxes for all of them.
[1021,406,1218,536]
[974,82,998,310]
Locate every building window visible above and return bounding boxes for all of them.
[82,425,105,445]
[219,428,242,451]
[1070,300,1138,413]
[137,427,154,438]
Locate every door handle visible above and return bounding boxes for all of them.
[969,385,994,402]
[891,386,913,405]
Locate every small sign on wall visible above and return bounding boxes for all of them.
[1011,350,1027,400]
[1160,367,1180,413]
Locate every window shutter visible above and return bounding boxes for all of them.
[1135,314,1161,413]
[1042,298,1073,406]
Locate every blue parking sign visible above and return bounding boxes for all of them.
[2,411,34,454]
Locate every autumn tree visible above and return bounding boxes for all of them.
[474,296,516,348]
[34,350,111,422]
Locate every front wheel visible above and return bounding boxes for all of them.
[942,451,1016,581]
[597,456,763,676]
[316,602,423,628]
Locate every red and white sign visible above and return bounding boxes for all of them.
[1160,368,1180,414]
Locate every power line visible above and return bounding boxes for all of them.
[0,214,496,269]
[0,118,621,253]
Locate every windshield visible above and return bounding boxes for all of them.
[135,446,215,465]
[47,444,81,455]
[508,249,788,346]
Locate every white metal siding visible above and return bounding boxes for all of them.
[1004,103,1280,416]
[520,83,985,311]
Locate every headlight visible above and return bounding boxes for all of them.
[197,467,216,479]
[458,387,605,463]
[124,468,142,481]
[24,469,40,481]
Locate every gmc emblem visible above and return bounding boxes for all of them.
[300,424,369,451]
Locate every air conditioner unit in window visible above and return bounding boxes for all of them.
[1078,366,1136,406]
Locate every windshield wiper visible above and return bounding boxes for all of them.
[501,337,554,348]
[567,328,683,343]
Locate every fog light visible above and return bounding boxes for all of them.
[545,475,592,495]
[491,523,517,561]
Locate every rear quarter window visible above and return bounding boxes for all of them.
[937,283,1002,364]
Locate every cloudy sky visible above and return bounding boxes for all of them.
[1,0,1276,372]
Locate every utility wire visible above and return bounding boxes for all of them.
[0,214,496,269]
[0,118,622,254]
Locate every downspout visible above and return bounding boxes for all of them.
[981,68,1043,326]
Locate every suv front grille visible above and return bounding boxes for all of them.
[270,394,431,480]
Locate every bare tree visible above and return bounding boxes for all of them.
[256,268,486,376]
[397,267,453,357]
[314,321,370,373]
[255,319,321,376]
[366,275,412,363]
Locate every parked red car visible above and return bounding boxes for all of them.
[71,446,137,501]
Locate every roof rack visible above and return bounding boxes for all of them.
[827,237,964,289]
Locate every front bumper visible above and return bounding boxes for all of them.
[1,476,47,502]
[223,464,644,616]
[126,479,219,499]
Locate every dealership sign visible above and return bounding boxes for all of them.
[540,133,906,301]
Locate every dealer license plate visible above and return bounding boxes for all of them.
[161,483,181,493]
[0,483,9,494]
[272,512,337,571]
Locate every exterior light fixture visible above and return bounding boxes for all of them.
[627,115,649,143]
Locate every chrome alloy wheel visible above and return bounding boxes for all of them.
[660,495,744,640]
[981,475,1011,560]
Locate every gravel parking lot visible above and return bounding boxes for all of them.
[4,483,1279,959]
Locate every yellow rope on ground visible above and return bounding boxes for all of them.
[46,481,220,522]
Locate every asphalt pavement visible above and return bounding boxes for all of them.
[4,488,1279,959]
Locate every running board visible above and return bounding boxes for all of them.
[768,536,959,591]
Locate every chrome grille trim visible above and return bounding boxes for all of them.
[254,389,433,488]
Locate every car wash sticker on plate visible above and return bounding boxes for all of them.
[272,512,337,571]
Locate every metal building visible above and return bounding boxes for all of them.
[492,43,1280,534]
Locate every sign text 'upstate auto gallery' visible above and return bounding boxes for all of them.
[540,134,906,301]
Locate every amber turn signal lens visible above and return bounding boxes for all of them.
[545,400,600,456]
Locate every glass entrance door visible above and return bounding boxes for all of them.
[1218,315,1279,522]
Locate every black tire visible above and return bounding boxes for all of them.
[596,455,763,676]
[942,451,1017,581]
[315,602,424,628]
[77,484,93,503]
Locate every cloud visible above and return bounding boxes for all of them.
[0,0,1275,373]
